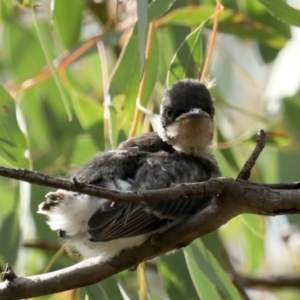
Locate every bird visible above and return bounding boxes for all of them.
[37,79,221,261]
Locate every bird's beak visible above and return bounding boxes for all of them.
[176,108,209,122]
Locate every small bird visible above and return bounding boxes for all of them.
[38,79,220,261]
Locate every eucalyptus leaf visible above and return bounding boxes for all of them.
[260,0,300,27]
[167,22,206,87]
[0,84,29,168]
[184,240,243,300]
[52,0,84,49]
[137,0,148,75]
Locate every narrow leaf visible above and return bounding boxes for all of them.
[260,0,300,27]
[137,0,148,75]
[184,240,243,300]
[0,84,29,168]
[52,0,84,49]
[167,22,206,87]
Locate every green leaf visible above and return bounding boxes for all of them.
[0,84,29,168]
[108,0,176,140]
[80,283,109,300]
[52,0,84,49]
[158,251,199,300]
[141,30,159,105]
[72,95,105,151]
[260,0,300,27]
[0,210,20,266]
[0,178,17,217]
[137,0,148,75]
[184,240,243,300]
[185,249,222,300]
[110,0,176,95]
[31,10,72,121]
[239,214,265,272]
[167,22,206,87]
[161,6,288,48]
[148,0,176,22]
[3,20,47,81]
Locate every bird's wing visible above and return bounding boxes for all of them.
[86,151,217,242]
[131,152,215,219]
[87,202,167,241]
[118,132,174,153]
[70,149,147,185]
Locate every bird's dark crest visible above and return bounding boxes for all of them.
[161,79,214,128]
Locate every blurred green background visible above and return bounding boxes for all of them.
[1,0,300,299]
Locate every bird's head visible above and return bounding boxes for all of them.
[158,79,215,157]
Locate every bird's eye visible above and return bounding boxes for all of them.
[165,108,174,119]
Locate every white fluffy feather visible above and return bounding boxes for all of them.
[37,180,149,261]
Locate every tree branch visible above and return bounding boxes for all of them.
[0,166,225,203]
[234,273,300,289]
[237,130,266,180]
[2,130,300,299]
[1,178,300,299]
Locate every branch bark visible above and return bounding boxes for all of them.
[234,273,300,289]
[1,178,300,299]
[2,130,300,299]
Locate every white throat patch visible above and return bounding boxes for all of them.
[158,116,215,158]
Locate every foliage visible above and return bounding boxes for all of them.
[0,0,300,299]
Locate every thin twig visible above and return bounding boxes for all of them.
[23,241,61,252]
[200,1,224,83]
[1,264,17,281]
[129,21,155,138]
[234,273,300,289]
[237,130,266,181]
[97,40,115,149]
[8,34,103,97]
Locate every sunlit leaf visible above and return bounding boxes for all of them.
[167,22,206,87]
[161,6,288,48]
[185,248,222,300]
[184,240,243,300]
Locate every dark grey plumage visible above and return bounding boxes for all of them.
[70,79,220,242]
